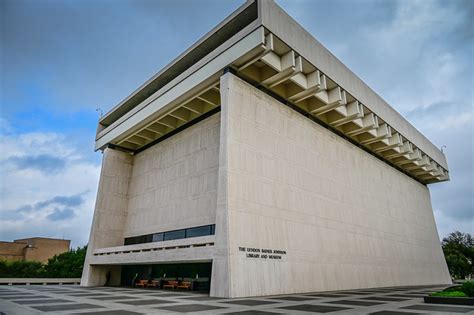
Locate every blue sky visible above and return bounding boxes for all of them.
[1,0,472,248]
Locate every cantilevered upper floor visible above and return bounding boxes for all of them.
[94,0,448,184]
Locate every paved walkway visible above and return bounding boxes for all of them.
[1,284,473,314]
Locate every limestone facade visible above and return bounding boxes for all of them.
[81,0,451,298]
[82,73,450,297]
[211,73,450,297]
[124,114,220,238]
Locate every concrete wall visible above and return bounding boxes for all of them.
[88,235,215,266]
[83,72,450,294]
[123,113,220,237]
[82,114,220,287]
[81,148,133,286]
[214,73,450,298]
[259,0,447,170]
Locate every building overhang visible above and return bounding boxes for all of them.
[89,236,215,266]
[94,0,448,185]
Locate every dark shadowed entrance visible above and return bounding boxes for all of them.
[121,262,212,292]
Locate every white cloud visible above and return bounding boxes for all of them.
[0,131,101,247]
[434,208,474,240]
[360,1,467,113]
[438,112,474,131]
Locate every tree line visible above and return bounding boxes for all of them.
[0,246,86,278]
[442,231,473,280]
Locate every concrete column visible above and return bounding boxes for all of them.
[210,73,233,297]
[81,148,133,287]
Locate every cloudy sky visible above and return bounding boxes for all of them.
[1,0,472,248]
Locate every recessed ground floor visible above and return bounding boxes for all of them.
[121,262,212,292]
[1,284,471,314]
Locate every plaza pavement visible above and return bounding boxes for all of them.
[1,284,473,314]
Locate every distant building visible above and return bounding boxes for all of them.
[0,238,70,263]
[82,0,450,297]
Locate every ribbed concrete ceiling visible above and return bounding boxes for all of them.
[112,30,448,185]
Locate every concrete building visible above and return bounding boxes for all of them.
[0,238,71,263]
[81,0,451,297]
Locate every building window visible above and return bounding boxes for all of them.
[124,224,215,246]
[140,234,153,243]
[152,233,164,242]
[164,229,186,241]
[186,225,212,238]
[124,237,136,245]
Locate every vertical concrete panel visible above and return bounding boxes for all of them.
[123,114,220,237]
[83,115,221,287]
[222,74,450,297]
[81,148,133,286]
[210,74,232,297]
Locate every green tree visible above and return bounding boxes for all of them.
[43,246,87,278]
[0,260,45,278]
[442,231,474,279]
